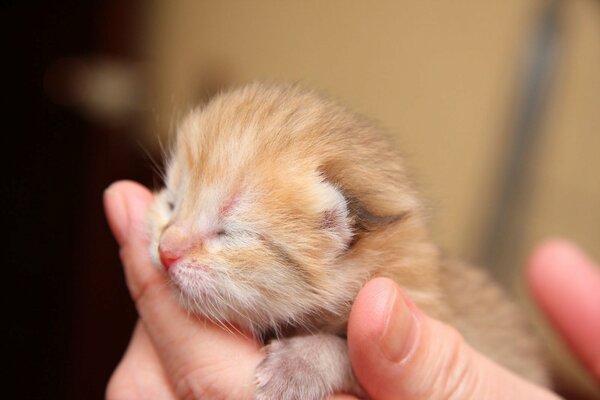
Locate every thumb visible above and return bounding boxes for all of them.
[347,278,560,400]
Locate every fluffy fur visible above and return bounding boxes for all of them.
[147,83,549,399]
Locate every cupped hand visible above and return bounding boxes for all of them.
[344,241,600,400]
[104,181,263,400]
[105,180,599,399]
[344,278,561,400]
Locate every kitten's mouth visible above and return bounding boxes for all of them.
[168,261,208,276]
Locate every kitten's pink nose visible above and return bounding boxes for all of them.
[158,225,189,271]
[158,246,181,271]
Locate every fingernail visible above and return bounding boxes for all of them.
[104,186,128,246]
[380,287,419,363]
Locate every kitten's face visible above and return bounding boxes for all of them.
[146,84,422,336]
[147,113,358,335]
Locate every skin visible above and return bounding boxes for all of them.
[104,180,599,399]
[527,239,600,381]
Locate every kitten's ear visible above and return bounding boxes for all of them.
[342,191,404,233]
[316,180,354,251]
[318,166,406,240]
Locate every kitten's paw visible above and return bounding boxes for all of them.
[255,339,332,400]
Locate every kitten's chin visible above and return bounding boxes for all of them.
[168,263,209,294]
[167,264,243,321]
[166,265,290,336]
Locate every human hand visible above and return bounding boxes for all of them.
[527,240,600,381]
[343,277,561,400]
[343,240,600,400]
[105,179,598,399]
[104,180,263,400]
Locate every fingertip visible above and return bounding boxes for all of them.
[104,186,128,246]
[352,277,399,315]
[528,238,590,273]
[348,278,421,399]
[106,179,153,195]
[104,180,163,312]
[526,239,600,378]
[348,277,398,344]
[526,238,598,301]
[104,180,154,245]
[105,180,154,212]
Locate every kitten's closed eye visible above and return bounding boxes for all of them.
[216,229,226,236]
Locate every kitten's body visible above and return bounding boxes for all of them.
[148,83,548,399]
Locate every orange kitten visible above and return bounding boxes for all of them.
[147,83,549,399]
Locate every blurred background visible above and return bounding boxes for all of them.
[8,0,599,398]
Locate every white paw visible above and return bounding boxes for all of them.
[255,339,332,400]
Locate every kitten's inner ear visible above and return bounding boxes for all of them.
[316,180,353,250]
[317,167,406,240]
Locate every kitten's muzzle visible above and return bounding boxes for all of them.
[158,224,192,271]
[159,246,181,271]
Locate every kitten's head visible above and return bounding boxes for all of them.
[147,83,424,336]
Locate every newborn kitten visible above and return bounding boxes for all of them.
[147,83,549,399]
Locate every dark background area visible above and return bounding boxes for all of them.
[6,2,147,398]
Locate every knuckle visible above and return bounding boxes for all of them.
[130,273,160,307]
[172,365,227,400]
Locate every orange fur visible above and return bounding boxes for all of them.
[147,83,549,397]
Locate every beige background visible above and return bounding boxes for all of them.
[140,1,599,395]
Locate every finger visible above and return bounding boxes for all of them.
[527,239,600,380]
[348,278,560,400]
[104,180,156,298]
[104,181,263,399]
[106,321,177,400]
